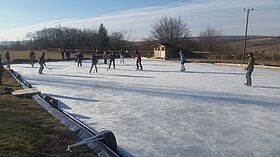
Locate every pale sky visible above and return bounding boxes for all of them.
[0,0,279,41]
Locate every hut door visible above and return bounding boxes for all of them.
[160,46,165,58]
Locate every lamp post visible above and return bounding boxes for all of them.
[242,8,254,64]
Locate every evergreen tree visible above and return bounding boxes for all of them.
[96,23,109,51]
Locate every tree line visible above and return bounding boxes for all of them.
[24,23,133,51]
[1,17,232,53]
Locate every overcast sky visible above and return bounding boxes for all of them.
[0,0,279,41]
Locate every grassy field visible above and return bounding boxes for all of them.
[0,70,97,157]
[0,50,92,61]
[230,37,280,54]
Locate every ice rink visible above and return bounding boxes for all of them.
[12,58,280,157]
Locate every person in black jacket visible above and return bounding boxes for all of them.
[244,52,255,86]
[29,49,36,67]
[66,49,71,61]
[89,52,98,74]
[77,52,84,67]
[108,52,115,70]
[61,49,65,60]
[5,50,11,69]
[38,52,46,74]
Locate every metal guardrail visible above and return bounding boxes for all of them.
[8,68,134,157]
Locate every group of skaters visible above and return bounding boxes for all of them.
[0,49,255,86]
[178,50,255,86]
[93,50,143,73]
[60,49,72,61]
[35,49,143,75]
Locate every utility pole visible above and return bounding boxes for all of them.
[242,8,254,64]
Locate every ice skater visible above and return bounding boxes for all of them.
[179,50,186,72]
[135,51,143,70]
[61,49,65,60]
[244,52,255,86]
[0,55,4,85]
[77,52,84,67]
[29,49,36,67]
[66,49,71,61]
[89,52,98,74]
[5,50,11,69]
[108,52,115,70]
[119,50,125,64]
[38,52,47,74]
[103,51,108,64]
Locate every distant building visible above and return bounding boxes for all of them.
[152,43,177,59]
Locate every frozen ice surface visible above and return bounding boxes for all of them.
[12,59,280,157]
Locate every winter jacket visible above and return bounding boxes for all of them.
[39,54,46,65]
[5,52,10,61]
[109,53,115,60]
[77,53,84,60]
[91,54,98,64]
[29,51,35,60]
[245,56,255,72]
[66,50,71,57]
[135,52,141,61]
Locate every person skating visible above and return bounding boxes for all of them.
[29,49,36,67]
[77,52,84,67]
[38,52,46,74]
[66,49,71,61]
[179,50,186,72]
[119,49,125,64]
[61,49,65,60]
[74,53,78,62]
[135,51,143,70]
[103,51,108,64]
[0,55,4,85]
[5,50,11,69]
[244,52,255,86]
[108,52,115,70]
[89,52,98,74]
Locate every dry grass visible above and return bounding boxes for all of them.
[0,70,97,157]
[230,37,280,54]
[0,50,92,61]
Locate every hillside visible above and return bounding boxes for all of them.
[229,37,280,54]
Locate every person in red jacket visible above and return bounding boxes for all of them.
[135,51,143,70]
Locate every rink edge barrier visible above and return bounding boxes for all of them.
[7,68,134,157]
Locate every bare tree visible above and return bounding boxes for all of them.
[199,26,223,52]
[109,31,135,51]
[150,16,191,47]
